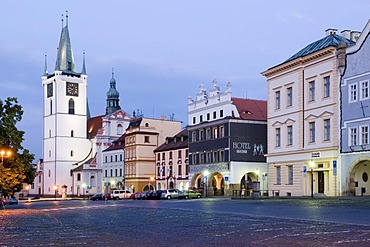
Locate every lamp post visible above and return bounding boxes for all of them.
[149,176,154,191]
[309,161,315,198]
[53,185,58,200]
[82,183,86,199]
[203,170,209,197]
[0,150,11,165]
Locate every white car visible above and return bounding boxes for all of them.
[160,189,180,199]
[111,190,132,200]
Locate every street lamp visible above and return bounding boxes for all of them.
[149,176,154,191]
[309,161,315,198]
[82,183,86,199]
[203,170,209,197]
[53,185,58,200]
[0,149,11,165]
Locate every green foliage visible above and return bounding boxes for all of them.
[0,97,35,196]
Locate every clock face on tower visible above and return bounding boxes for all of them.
[47,83,53,98]
[66,82,79,96]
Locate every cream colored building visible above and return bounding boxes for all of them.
[262,29,356,197]
[124,117,182,192]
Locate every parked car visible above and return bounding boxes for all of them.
[102,193,112,200]
[161,189,180,199]
[111,190,132,200]
[139,191,148,200]
[130,192,140,199]
[178,190,201,199]
[7,197,18,205]
[154,190,165,200]
[90,193,103,201]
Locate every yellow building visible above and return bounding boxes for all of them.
[124,117,181,192]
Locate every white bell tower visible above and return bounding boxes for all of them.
[42,14,92,196]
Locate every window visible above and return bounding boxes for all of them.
[207,152,212,163]
[275,128,281,147]
[200,153,204,163]
[77,173,81,181]
[324,119,330,141]
[178,164,182,175]
[68,98,75,114]
[287,87,292,107]
[120,169,122,177]
[350,127,357,146]
[349,83,358,102]
[105,169,107,177]
[213,111,216,119]
[192,117,196,124]
[324,76,330,98]
[207,113,210,121]
[220,110,224,118]
[276,166,281,185]
[287,165,293,185]
[213,151,218,163]
[213,127,218,139]
[49,129,51,138]
[360,125,369,145]
[105,156,107,163]
[206,129,211,140]
[309,122,315,143]
[309,81,315,101]
[144,136,150,143]
[110,169,113,177]
[162,153,165,160]
[49,150,51,157]
[50,100,52,115]
[220,126,225,138]
[117,124,123,135]
[120,154,122,161]
[115,169,118,177]
[178,150,182,158]
[200,115,203,122]
[110,156,113,162]
[48,169,51,177]
[275,91,281,109]
[169,152,173,160]
[70,150,74,157]
[360,80,369,100]
[71,130,74,137]
[219,150,224,162]
[199,130,204,141]
[115,155,117,162]
[287,126,293,146]
[192,131,197,142]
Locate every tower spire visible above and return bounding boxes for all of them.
[66,10,69,26]
[106,69,121,115]
[81,50,87,75]
[43,52,48,76]
[55,13,76,73]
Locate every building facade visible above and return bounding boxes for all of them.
[124,117,182,193]
[262,29,356,197]
[188,80,268,196]
[340,21,370,196]
[154,129,189,191]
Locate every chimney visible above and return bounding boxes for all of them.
[350,31,361,42]
[325,28,338,36]
[341,30,351,39]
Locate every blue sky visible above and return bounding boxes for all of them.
[1,1,370,160]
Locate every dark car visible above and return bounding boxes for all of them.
[154,190,164,200]
[90,193,103,201]
[7,197,18,205]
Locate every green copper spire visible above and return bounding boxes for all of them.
[43,52,48,76]
[105,68,121,115]
[55,12,76,73]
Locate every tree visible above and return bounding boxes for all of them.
[0,97,35,196]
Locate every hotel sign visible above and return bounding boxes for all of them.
[311,152,321,158]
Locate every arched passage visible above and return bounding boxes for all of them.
[347,159,370,196]
[240,172,258,197]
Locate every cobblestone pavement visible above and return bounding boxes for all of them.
[0,198,370,246]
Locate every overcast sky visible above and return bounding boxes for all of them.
[1,1,370,160]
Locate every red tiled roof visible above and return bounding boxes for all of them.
[87,115,103,139]
[231,98,267,121]
[154,128,188,152]
[103,134,125,152]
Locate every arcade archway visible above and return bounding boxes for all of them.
[348,159,370,196]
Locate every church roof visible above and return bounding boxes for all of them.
[285,34,355,63]
[87,115,103,139]
[231,98,267,121]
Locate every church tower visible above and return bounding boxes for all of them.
[42,14,92,196]
[106,69,121,115]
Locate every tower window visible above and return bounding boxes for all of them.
[71,130,74,137]
[68,99,75,114]
[117,124,123,135]
[70,150,74,157]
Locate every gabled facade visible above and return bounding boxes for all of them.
[154,129,189,190]
[102,134,125,192]
[188,80,267,196]
[262,29,356,197]
[340,20,370,196]
[124,117,182,192]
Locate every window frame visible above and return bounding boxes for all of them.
[308,81,315,102]
[323,76,330,98]
[309,121,316,143]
